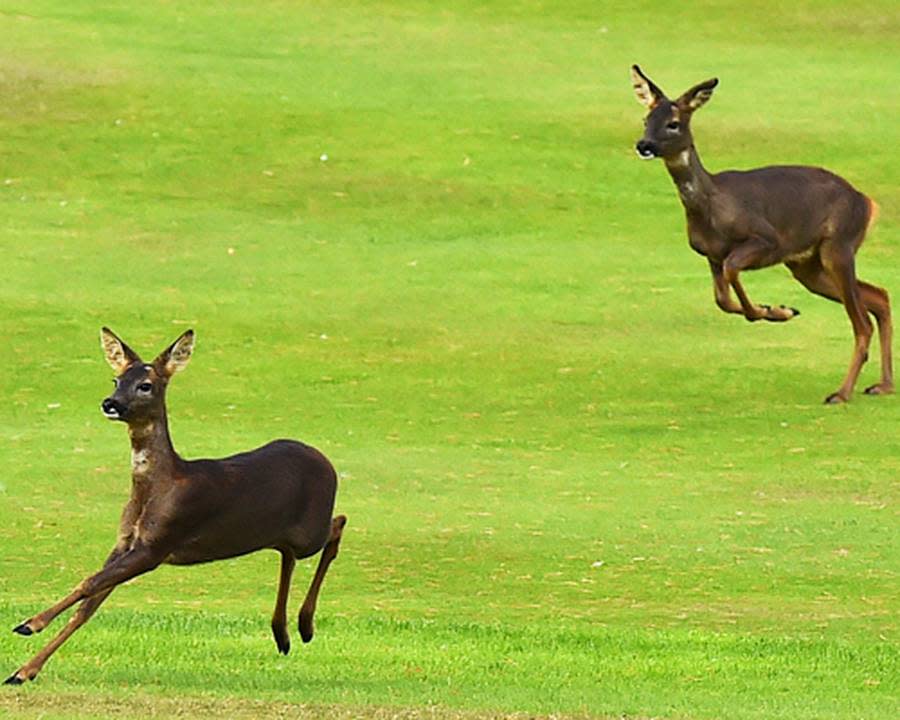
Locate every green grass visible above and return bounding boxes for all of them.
[1,1,899,718]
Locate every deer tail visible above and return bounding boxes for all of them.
[866,196,880,233]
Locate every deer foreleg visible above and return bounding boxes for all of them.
[5,588,115,685]
[12,543,162,637]
[5,543,135,685]
[723,238,800,322]
[709,260,743,315]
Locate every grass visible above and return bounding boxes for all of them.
[1,1,899,718]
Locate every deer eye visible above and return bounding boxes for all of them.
[666,120,680,131]
[137,382,153,394]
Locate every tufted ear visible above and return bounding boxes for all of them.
[677,77,719,112]
[100,327,141,374]
[631,65,667,110]
[153,329,195,377]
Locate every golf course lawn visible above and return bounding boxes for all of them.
[1,2,897,718]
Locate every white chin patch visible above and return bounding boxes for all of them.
[637,149,656,160]
[103,409,120,420]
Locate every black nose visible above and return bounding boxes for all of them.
[636,140,658,158]
[101,398,125,417]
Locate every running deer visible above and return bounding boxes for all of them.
[630,65,892,403]
[5,328,346,685]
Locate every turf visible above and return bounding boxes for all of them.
[1,1,898,718]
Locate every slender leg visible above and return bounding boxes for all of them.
[271,550,295,655]
[788,253,876,403]
[12,544,161,636]
[709,260,744,315]
[5,589,115,685]
[858,281,893,395]
[5,543,133,685]
[820,244,873,403]
[723,239,799,322]
[298,515,347,643]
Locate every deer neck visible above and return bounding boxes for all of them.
[127,411,178,483]
[664,145,713,214]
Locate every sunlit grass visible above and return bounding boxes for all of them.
[1,1,898,718]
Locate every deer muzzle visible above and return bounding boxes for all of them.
[635,139,659,159]
[101,397,127,420]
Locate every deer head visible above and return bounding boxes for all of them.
[631,65,718,160]
[100,327,194,424]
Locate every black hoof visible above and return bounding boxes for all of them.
[4,673,24,685]
[273,631,290,655]
[824,393,845,405]
[12,623,33,637]
[271,627,291,656]
[299,621,313,644]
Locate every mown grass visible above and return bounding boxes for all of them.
[1,1,899,718]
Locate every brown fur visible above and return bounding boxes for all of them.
[5,329,347,685]
[631,65,893,403]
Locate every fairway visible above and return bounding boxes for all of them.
[1,1,898,718]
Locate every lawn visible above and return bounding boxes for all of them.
[1,1,898,718]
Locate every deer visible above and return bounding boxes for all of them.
[5,328,347,685]
[630,65,892,403]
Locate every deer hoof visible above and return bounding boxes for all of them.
[299,616,314,644]
[778,305,801,317]
[271,623,291,655]
[12,623,33,637]
[864,383,894,396]
[4,672,25,686]
[824,392,847,405]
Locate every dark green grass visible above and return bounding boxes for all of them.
[1,1,899,718]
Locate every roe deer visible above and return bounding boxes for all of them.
[6,328,346,684]
[631,65,892,403]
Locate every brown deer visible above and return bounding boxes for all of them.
[5,328,346,685]
[630,65,892,403]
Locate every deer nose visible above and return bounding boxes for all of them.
[101,398,125,419]
[636,140,658,159]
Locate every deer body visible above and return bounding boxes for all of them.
[6,328,346,685]
[129,439,336,566]
[631,66,892,403]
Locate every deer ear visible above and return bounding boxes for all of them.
[678,77,718,112]
[631,65,666,109]
[154,329,195,377]
[100,327,141,374]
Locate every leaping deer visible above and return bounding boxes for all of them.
[630,65,892,403]
[6,328,346,685]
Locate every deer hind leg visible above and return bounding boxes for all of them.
[787,253,873,403]
[271,549,296,655]
[857,281,893,396]
[298,515,347,644]
[815,242,874,403]
[5,589,115,685]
